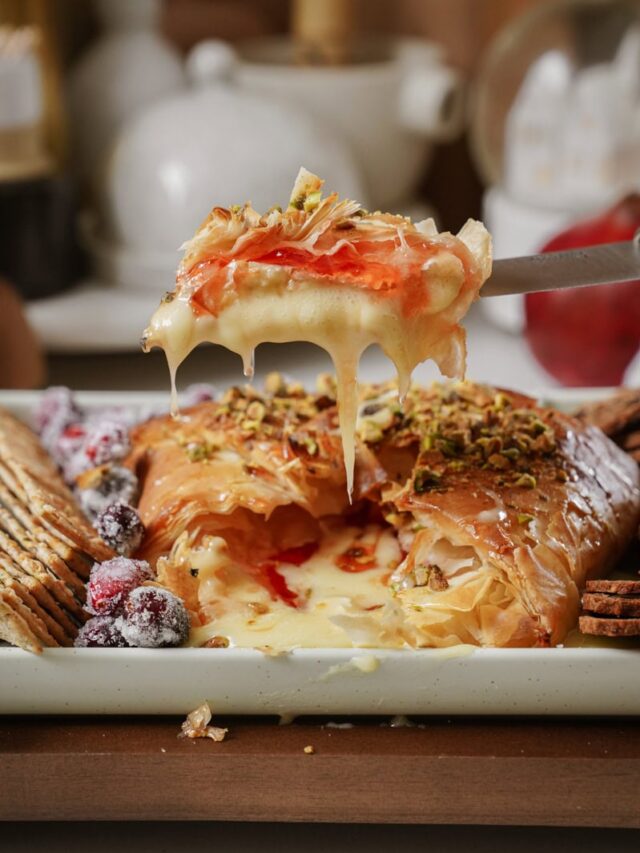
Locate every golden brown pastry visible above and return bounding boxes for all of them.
[128,378,640,650]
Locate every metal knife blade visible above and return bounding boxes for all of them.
[481,235,640,298]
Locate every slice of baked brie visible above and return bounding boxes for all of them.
[127,378,640,650]
[142,169,492,495]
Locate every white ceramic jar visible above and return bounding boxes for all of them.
[68,0,186,190]
[92,41,365,290]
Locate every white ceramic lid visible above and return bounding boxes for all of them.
[102,46,366,255]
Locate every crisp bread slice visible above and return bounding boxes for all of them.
[0,597,42,653]
[582,592,640,618]
[585,579,640,595]
[579,615,640,637]
[575,389,640,437]
[0,561,73,646]
[0,504,87,596]
[0,585,59,647]
[0,481,94,581]
[0,407,114,652]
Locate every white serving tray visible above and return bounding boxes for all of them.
[1,387,637,717]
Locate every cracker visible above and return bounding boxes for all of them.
[0,560,73,646]
[576,389,640,437]
[0,407,114,651]
[0,479,94,580]
[0,597,42,653]
[582,592,640,618]
[0,585,59,647]
[579,615,640,637]
[585,579,640,595]
[0,529,84,618]
[0,504,87,596]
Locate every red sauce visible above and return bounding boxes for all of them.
[274,541,318,566]
[261,562,299,608]
[256,542,318,608]
[185,231,458,318]
[335,544,377,573]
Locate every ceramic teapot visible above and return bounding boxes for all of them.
[91,41,365,291]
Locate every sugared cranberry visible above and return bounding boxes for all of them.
[52,423,89,483]
[182,383,217,406]
[95,502,144,556]
[77,464,139,521]
[74,615,129,648]
[34,387,82,451]
[118,587,190,648]
[83,420,130,466]
[86,557,154,616]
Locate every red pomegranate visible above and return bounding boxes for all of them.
[525,195,640,386]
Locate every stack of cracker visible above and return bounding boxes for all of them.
[579,579,640,637]
[576,388,640,463]
[0,408,112,652]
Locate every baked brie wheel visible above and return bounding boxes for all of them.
[142,169,491,494]
[127,379,640,650]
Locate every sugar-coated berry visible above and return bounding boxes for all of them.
[83,420,130,466]
[78,464,139,522]
[95,502,144,556]
[86,557,154,616]
[182,383,217,406]
[74,615,129,648]
[118,586,190,648]
[34,387,82,451]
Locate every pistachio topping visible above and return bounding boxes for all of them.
[413,467,442,494]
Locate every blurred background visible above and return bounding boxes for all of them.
[1,0,639,393]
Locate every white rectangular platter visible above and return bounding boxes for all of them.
[1,387,638,717]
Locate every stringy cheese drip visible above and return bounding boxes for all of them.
[144,258,481,496]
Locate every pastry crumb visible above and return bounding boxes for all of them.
[179,701,228,742]
[303,744,315,754]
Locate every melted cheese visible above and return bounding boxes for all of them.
[186,522,416,651]
[143,250,479,497]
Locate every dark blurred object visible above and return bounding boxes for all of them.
[0,278,44,387]
[525,196,640,387]
[292,0,354,65]
[0,0,77,300]
[576,387,640,462]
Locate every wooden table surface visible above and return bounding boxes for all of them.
[1,715,639,826]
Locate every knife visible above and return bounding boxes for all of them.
[481,233,640,298]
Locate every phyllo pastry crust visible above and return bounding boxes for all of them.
[127,378,640,650]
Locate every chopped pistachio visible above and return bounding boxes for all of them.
[493,392,511,411]
[515,473,537,489]
[501,447,520,461]
[421,433,434,452]
[161,291,175,303]
[413,467,442,493]
[517,513,534,525]
[246,400,266,421]
[488,453,510,470]
[185,441,217,462]
[303,190,322,213]
[264,372,286,396]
